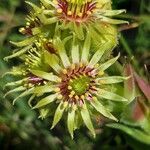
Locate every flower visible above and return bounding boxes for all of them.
[4,35,128,138]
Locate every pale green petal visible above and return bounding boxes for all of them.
[74,23,84,40]
[4,86,26,98]
[71,35,79,64]
[99,16,129,24]
[30,70,60,82]
[98,89,128,102]
[25,1,42,12]
[88,41,113,67]
[96,76,129,84]
[96,9,126,16]
[39,108,50,119]
[13,87,34,105]
[54,38,70,68]
[98,54,120,71]
[44,52,62,73]
[40,0,56,8]
[51,102,67,129]
[10,37,35,47]
[28,94,36,107]
[67,108,75,139]
[4,45,31,61]
[33,94,57,109]
[80,103,95,137]
[91,98,117,121]
[81,31,91,63]
[4,78,28,88]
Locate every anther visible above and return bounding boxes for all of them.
[54,87,60,92]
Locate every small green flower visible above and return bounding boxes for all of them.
[5,35,128,138]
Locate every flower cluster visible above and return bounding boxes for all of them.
[4,0,129,138]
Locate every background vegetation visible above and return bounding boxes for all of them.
[0,0,149,149]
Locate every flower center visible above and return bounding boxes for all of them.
[69,76,90,95]
[56,0,97,23]
[58,63,98,105]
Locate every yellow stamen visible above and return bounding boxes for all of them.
[57,94,63,99]
[54,87,60,92]
[67,11,72,15]
[57,8,62,13]
[63,69,68,74]
[75,95,79,100]
[99,71,104,76]
[68,86,72,90]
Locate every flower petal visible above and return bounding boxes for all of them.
[33,94,57,109]
[44,52,62,73]
[98,89,128,102]
[67,108,75,139]
[96,76,129,84]
[54,38,70,68]
[88,41,113,67]
[30,70,60,82]
[80,103,95,137]
[51,102,67,129]
[91,97,118,121]
[71,35,80,64]
[81,31,91,63]
[98,54,120,71]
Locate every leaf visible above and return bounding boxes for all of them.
[51,102,67,129]
[124,63,136,102]
[98,89,128,102]
[80,103,95,137]
[33,94,57,109]
[91,98,118,121]
[107,123,150,145]
[67,109,75,139]
[134,73,150,102]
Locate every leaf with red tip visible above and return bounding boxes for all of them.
[134,73,150,102]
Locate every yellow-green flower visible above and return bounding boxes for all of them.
[5,35,128,138]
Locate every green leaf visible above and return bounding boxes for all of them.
[51,102,67,129]
[98,89,128,102]
[67,108,75,139]
[80,103,95,137]
[33,94,57,109]
[107,123,150,145]
[91,98,118,121]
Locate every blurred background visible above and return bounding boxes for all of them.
[0,0,150,149]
